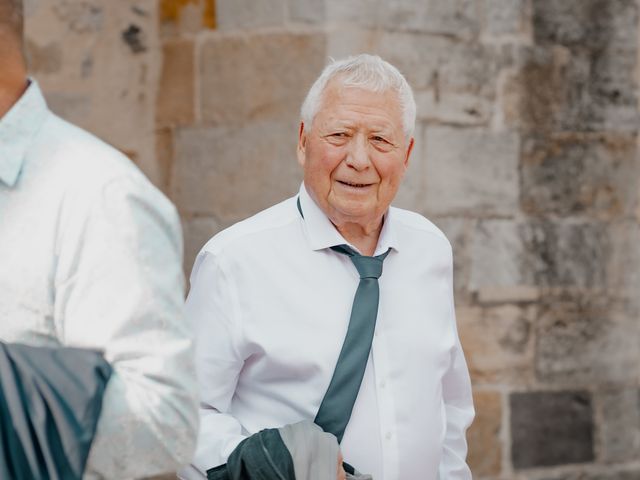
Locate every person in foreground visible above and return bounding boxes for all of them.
[182,54,474,480]
[0,0,198,477]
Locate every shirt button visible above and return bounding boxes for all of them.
[386,432,393,440]
[380,380,386,389]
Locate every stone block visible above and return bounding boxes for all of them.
[467,390,502,477]
[216,0,288,29]
[510,390,594,468]
[157,38,195,127]
[423,127,520,217]
[289,0,326,24]
[171,120,303,221]
[458,304,535,385]
[535,291,640,385]
[527,0,639,133]
[377,0,480,40]
[607,222,640,299]
[470,219,614,292]
[521,220,610,289]
[532,0,637,51]
[597,388,640,463]
[199,30,326,127]
[483,0,529,38]
[416,90,492,126]
[470,220,527,292]
[521,134,638,220]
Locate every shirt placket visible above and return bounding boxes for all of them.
[371,327,399,480]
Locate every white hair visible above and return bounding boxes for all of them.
[300,54,416,140]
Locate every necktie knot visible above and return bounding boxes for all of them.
[330,244,390,280]
[351,255,384,279]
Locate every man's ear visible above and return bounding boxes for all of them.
[404,137,415,169]
[296,122,307,167]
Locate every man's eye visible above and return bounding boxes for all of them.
[332,132,347,138]
[371,136,388,143]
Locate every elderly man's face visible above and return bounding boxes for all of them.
[297,81,414,232]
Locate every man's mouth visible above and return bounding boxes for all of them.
[337,180,371,188]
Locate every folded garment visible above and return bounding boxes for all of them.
[207,420,372,480]
[0,342,112,480]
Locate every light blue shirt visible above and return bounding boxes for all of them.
[0,81,198,479]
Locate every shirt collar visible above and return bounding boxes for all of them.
[297,182,400,255]
[0,80,49,187]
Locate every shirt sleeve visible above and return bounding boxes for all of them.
[181,250,250,478]
[53,174,199,479]
[439,248,475,480]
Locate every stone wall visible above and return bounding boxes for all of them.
[24,0,640,478]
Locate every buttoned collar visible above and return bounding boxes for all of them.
[297,182,400,256]
[0,80,49,187]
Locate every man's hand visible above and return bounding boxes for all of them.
[337,452,346,480]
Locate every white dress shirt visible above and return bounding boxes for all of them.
[183,184,474,480]
[0,81,199,479]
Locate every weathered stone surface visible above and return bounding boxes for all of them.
[521,221,610,289]
[199,30,326,127]
[171,120,302,221]
[607,222,640,298]
[511,390,594,468]
[423,127,520,217]
[477,286,540,304]
[216,0,288,29]
[597,388,640,463]
[470,220,527,291]
[157,38,195,127]
[378,0,480,40]
[483,0,529,38]
[416,90,492,126]
[458,304,535,385]
[470,220,612,292]
[182,216,222,274]
[467,390,502,476]
[288,0,326,24]
[521,134,638,220]
[535,292,640,385]
[526,0,640,132]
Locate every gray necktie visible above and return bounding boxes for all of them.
[314,243,390,443]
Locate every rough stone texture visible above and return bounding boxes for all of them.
[199,30,326,127]
[467,390,503,476]
[597,388,640,463]
[458,304,535,385]
[216,0,288,29]
[528,0,639,133]
[424,127,520,217]
[483,0,530,39]
[535,292,640,386]
[157,38,195,127]
[470,220,527,291]
[171,120,302,221]
[520,134,639,220]
[511,391,594,468]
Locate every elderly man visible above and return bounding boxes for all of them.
[184,54,474,479]
[0,0,198,478]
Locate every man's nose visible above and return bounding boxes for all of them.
[344,135,370,171]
